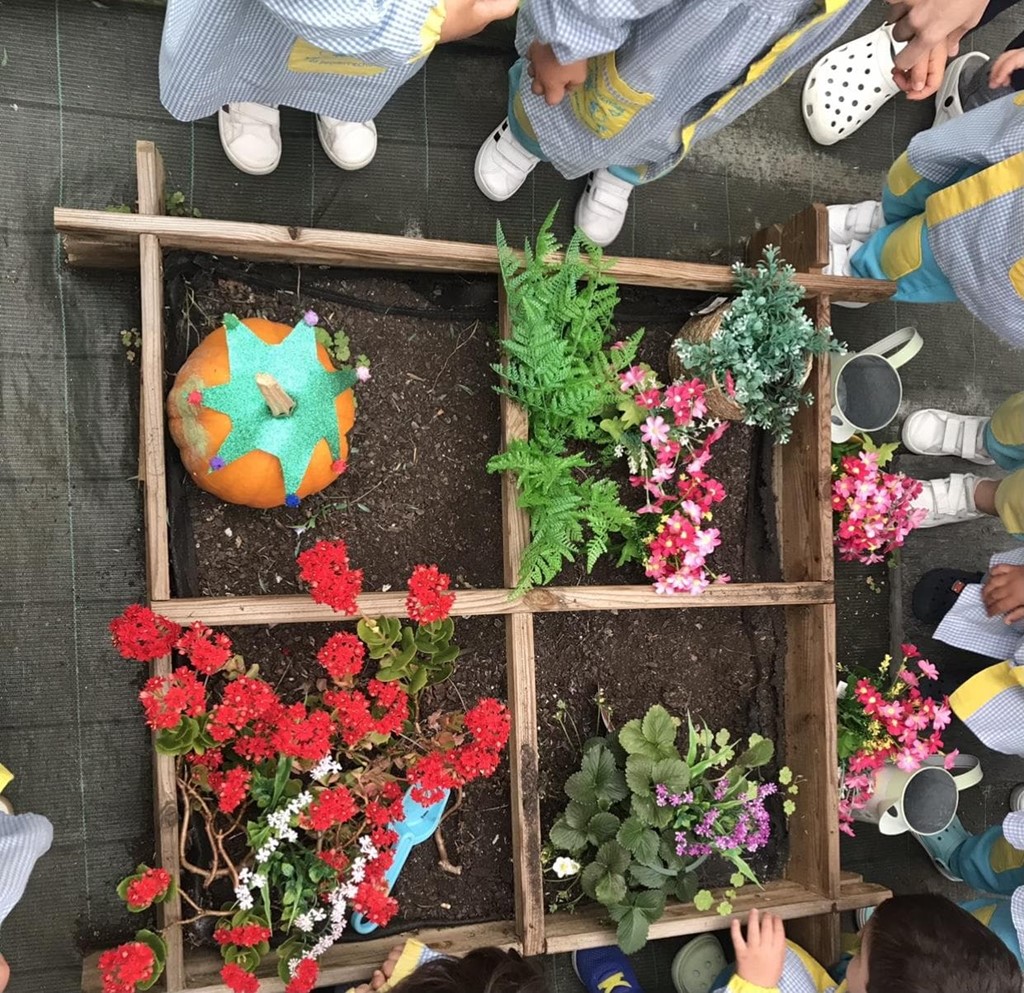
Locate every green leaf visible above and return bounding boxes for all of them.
[632,889,666,921]
[693,890,714,912]
[550,818,588,853]
[674,872,699,903]
[650,757,690,794]
[587,811,620,845]
[133,930,168,990]
[616,908,651,954]
[617,817,660,866]
[625,754,654,795]
[629,863,670,889]
[595,871,628,906]
[580,861,604,900]
[778,766,793,785]
[620,706,679,760]
[717,900,733,916]
[565,798,600,830]
[583,745,629,804]
[783,799,796,816]
[735,738,774,768]
[595,840,631,876]
[730,872,746,888]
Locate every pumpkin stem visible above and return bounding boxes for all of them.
[255,373,296,417]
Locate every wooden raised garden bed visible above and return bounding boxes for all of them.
[59,142,894,993]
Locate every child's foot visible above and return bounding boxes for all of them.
[317,117,378,171]
[911,473,984,527]
[910,814,970,881]
[575,169,633,247]
[671,934,727,993]
[912,568,985,625]
[933,51,989,128]
[902,409,994,464]
[572,946,643,993]
[218,102,282,175]
[474,119,540,201]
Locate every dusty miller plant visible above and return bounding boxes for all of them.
[674,246,844,443]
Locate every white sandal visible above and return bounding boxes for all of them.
[933,51,989,128]
[902,409,994,464]
[828,201,883,246]
[803,23,905,146]
[825,239,869,309]
[911,473,983,528]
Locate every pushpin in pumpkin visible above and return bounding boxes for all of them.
[167,312,357,509]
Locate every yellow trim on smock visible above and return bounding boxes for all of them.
[887,151,924,197]
[925,150,1024,227]
[570,51,655,140]
[414,1,447,61]
[0,763,12,794]
[991,391,1024,447]
[880,213,925,279]
[970,902,999,927]
[1010,258,1024,300]
[344,939,428,993]
[990,836,1024,873]
[287,39,387,75]
[680,0,851,154]
[951,660,1024,720]
[996,469,1024,535]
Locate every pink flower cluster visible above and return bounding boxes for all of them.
[832,451,926,564]
[617,365,730,595]
[839,645,956,837]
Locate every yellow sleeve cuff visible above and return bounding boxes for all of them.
[0,764,13,794]
[413,1,447,61]
[345,940,428,993]
[726,978,779,993]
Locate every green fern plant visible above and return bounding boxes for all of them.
[488,209,644,594]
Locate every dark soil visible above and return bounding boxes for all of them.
[534,607,788,901]
[163,261,778,596]
[180,616,514,940]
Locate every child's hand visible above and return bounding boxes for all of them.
[988,48,1024,89]
[439,0,518,43]
[731,909,787,990]
[891,41,948,99]
[982,564,1024,623]
[526,42,588,105]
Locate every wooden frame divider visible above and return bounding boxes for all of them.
[63,142,893,993]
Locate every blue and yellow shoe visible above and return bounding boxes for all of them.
[572,947,644,993]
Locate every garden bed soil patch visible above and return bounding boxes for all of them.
[179,615,513,945]
[533,607,788,900]
[163,262,778,596]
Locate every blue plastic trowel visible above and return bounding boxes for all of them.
[349,787,451,934]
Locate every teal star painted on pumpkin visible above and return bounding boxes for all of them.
[202,314,357,498]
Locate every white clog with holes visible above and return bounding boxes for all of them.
[902,409,994,464]
[803,23,905,146]
[933,51,989,128]
[911,473,983,528]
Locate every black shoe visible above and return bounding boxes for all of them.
[912,568,984,626]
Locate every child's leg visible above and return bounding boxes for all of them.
[960,897,1024,967]
[986,393,1024,472]
[948,824,1024,894]
[849,215,959,304]
[505,60,551,162]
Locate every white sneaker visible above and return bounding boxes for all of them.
[912,473,984,527]
[824,238,868,309]
[218,102,282,176]
[575,169,633,247]
[827,201,883,246]
[316,116,377,171]
[1010,784,1024,812]
[902,409,994,464]
[474,119,540,202]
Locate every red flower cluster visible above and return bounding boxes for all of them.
[354,879,399,927]
[271,704,335,761]
[409,698,510,804]
[176,622,233,675]
[125,867,172,910]
[317,631,365,682]
[406,564,455,624]
[298,540,364,614]
[323,679,410,747]
[318,849,349,873]
[285,958,320,993]
[368,679,409,736]
[110,605,181,662]
[304,785,358,832]
[208,766,251,814]
[221,963,260,993]
[213,923,272,948]
[208,677,283,743]
[98,942,156,993]
[139,667,206,730]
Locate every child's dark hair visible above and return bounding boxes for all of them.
[389,948,547,993]
[866,894,1021,993]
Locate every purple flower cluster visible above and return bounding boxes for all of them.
[669,781,776,860]
[654,784,692,808]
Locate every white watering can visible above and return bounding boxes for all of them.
[831,327,923,443]
[852,753,983,836]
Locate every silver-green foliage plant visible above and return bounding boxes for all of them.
[674,247,844,443]
[547,705,793,953]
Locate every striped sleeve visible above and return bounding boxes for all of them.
[0,814,53,928]
[257,0,447,65]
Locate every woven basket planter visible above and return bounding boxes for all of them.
[669,303,813,423]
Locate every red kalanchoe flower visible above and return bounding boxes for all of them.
[110,605,181,662]
[125,867,172,909]
[317,631,366,682]
[368,679,409,736]
[324,688,375,747]
[271,703,335,761]
[213,923,272,948]
[318,849,350,873]
[139,666,206,730]
[208,766,251,814]
[207,677,282,743]
[406,564,455,624]
[304,785,358,832]
[221,963,260,993]
[297,540,364,614]
[353,881,399,927]
[285,958,320,993]
[465,698,511,752]
[452,742,503,781]
[408,750,459,805]
[98,942,156,993]
[176,622,233,675]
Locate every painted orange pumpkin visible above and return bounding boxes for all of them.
[167,314,357,509]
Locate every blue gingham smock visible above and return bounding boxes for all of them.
[0,813,53,930]
[159,0,446,123]
[511,0,872,182]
